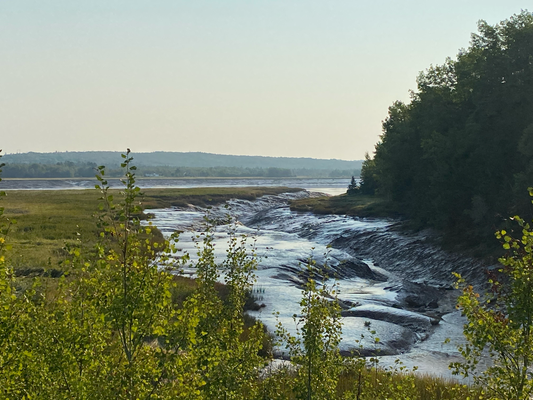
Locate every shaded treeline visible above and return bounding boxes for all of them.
[361,11,533,249]
[2,162,359,179]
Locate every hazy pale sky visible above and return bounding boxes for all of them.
[0,1,528,160]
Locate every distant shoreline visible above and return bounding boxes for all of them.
[2,176,353,181]
[0,177,350,196]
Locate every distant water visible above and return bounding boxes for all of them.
[1,177,351,196]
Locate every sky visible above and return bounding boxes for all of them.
[0,1,529,160]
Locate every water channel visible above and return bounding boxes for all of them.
[8,178,491,379]
[146,187,491,380]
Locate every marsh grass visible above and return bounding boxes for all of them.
[3,190,101,271]
[335,367,483,399]
[258,366,483,399]
[290,194,399,218]
[3,186,300,271]
[140,186,302,208]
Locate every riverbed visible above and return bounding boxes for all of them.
[148,189,490,380]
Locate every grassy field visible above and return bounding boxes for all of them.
[1,186,301,272]
[290,193,399,218]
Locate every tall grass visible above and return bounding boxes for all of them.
[290,193,399,218]
[336,366,483,399]
[3,187,299,271]
[255,365,483,399]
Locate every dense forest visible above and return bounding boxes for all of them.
[360,11,533,249]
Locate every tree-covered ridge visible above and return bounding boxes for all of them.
[3,151,363,170]
[1,152,362,178]
[361,11,533,246]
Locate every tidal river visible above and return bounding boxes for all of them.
[8,178,489,379]
[147,188,492,380]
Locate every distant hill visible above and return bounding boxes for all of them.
[3,151,363,171]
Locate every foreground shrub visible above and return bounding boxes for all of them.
[452,190,533,400]
[0,151,265,399]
